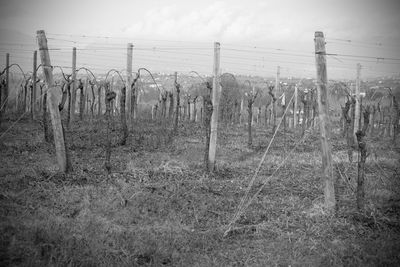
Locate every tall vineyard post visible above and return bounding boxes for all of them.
[36,30,68,173]
[314,31,336,211]
[208,42,221,172]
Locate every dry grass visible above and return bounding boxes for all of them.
[0,116,399,266]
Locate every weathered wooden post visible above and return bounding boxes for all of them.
[37,30,68,172]
[208,42,221,171]
[314,31,336,211]
[70,47,77,121]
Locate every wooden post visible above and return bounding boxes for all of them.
[70,47,77,121]
[37,30,68,172]
[294,85,298,128]
[314,31,335,211]
[354,63,361,143]
[126,43,133,121]
[31,50,37,119]
[208,42,221,171]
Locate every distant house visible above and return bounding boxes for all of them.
[149,84,162,88]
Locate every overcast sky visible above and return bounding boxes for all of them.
[0,0,399,79]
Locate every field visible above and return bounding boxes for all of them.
[1,115,400,266]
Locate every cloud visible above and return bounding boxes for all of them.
[122,1,323,44]
[124,2,264,41]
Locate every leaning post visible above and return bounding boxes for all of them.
[37,30,68,172]
[314,31,336,211]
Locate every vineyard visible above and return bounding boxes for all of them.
[0,30,399,266]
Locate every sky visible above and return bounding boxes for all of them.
[0,0,399,79]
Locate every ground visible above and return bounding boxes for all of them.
[0,114,399,266]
